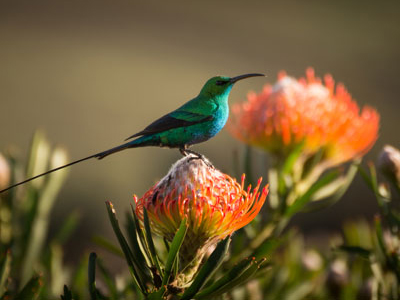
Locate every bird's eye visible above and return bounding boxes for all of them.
[216,80,227,86]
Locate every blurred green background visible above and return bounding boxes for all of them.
[0,1,399,258]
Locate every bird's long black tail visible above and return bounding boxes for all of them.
[0,143,131,194]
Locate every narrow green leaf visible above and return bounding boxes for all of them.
[305,160,360,211]
[284,281,315,300]
[251,237,281,260]
[60,285,73,300]
[143,209,162,275]
[21,147,69,286]
[146,291,166,300]
[194,257,255,298]
[125,212,153,278]
[88,252,98,300]
[202,258,267,299]
[268,168,280,209]
[278,142,306,196]
[281,142,305,176]
[358,165,375,193]
[374,216,395,272]
[182,237,231,300]
[368,163,379,193]
[302,148,325,178]
[106,201,149,295]
[71,257,88,298]
[131,205,152,261]
[163,237,170,253]
[162,218,187,287]
[0,250,11,297]
[359,164,390,214]
[25,130,51,189]
[16,274,43,300]
[337,245,371,259]
[286,170,339,217]
[50,243,68,296]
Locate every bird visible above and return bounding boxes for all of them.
[0,73,264,193]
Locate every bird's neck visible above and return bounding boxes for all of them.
[212,93,230,107]
[200,86,233,106]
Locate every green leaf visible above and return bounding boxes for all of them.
[181,237,231,300]
[251,237,281,261]
[143,209,162,276]
[125,212,153,279]
[71,257,88,298]
[25,131,51,189]
[337,245,371,259]
[131,205,152,262]
[60,285,73,300]
[0,250,11,297]
[268,168,280,209]
[302,148,325,178]
[162,218,188,287]
[88,253,98,300]
[358,165,375,193]
[195,257,266,299]
[359,164,391,215]
[304,160,360,211]
[374,216,400,281]
[205,258,267,298]
[284,281,315,300]
[281,141,305,176]
[286,170,339,217]
[16,274,43,300]
[278,141,306,196]
[21,146,69,286]
[50,243,68,296]
[195,257,255,298]
[105,201,149,295]
[374,216,387,256]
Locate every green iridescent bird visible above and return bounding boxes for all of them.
[0,73,264,193]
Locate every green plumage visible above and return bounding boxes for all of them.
[96,74,264,158]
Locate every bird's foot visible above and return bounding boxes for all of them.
[179,148,214,168]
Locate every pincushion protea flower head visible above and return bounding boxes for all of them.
[229,68,379,167]
[134,155,268,271]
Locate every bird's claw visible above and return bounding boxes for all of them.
[179,148,214,169]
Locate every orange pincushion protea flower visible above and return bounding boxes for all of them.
[135,155,267,280]
[134,156,268,244]
[229,68,379,166]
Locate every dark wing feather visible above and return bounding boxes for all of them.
[125,112,213,141]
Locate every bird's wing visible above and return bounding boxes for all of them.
[125,110,213,141]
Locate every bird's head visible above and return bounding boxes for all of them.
[199,73,265,98]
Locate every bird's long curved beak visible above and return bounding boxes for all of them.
[230,73,265,84]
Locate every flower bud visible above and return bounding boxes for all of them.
[0,154,10,191]
[378,145,400,184]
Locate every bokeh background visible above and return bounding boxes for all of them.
[0,1,399,259]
